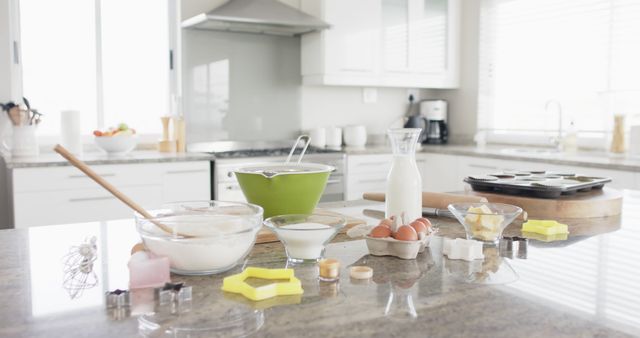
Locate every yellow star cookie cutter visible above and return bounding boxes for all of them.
[221,267,304,301]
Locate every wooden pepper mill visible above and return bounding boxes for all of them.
[610,114,625,154]
[158,116,177,152]
[172,115,186,153]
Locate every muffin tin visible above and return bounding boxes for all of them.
[464,171,612,198]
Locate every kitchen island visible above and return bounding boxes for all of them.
[0,193,639,337]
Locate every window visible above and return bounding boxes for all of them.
[19,0,176,138]
[478,0,640,145]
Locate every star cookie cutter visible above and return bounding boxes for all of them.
[222,267,303,301]
[155,282,192,306]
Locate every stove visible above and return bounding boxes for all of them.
[187,140,346,202]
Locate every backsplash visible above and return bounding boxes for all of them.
[182,30,302,143]
[182,29,409,143]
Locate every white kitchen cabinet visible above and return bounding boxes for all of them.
[160,162,210,203]
[418,153,460,192]
[345,154,392,200]
[300,0,460,88]
[11,161,210,228]
[14,186,163,227]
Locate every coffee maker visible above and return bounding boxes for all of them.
[420,99,448,144]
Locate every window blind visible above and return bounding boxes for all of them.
[478,0,640,138]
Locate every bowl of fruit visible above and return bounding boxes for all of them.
[93,123,138,154]
[362,216,436,260]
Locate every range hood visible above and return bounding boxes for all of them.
[182,0,330,37]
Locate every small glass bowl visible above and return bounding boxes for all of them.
[135,201,263,275]
[447,203,522,244]
[263,214,346,263]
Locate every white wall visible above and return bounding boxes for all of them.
[0,0,13,102]
[422,0,480,144]
[0,0,14,228]
[301,86,408,136]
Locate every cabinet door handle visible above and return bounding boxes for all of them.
[69,173,115,178]
[326,179,342,185]
[166,169,208,174]
[69,196,116,202]
[467,164,497,170]
[358,178,386,183]
[225,185,241,191]
[358,162,388,167]
[227,172,234,178]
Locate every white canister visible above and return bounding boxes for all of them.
[325,127,342,149]
[60,110,82,155]
[11,125,39,158]
[309,127,326,148]
[343,125,367,147]
[630,125,640,156]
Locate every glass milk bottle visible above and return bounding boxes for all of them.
[385,128,422,223]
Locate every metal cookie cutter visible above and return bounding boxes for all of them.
[105,289,131,320]
[155,282,193,314]
[106,289,131,308]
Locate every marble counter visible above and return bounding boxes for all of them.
[2,151,215,169]
[344,144,640,172]
[6,143,640,172]
[1,194,639,337]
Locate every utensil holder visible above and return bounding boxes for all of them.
[11,125,39,158]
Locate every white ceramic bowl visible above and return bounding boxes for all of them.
[94,135,138,154]
[135,201,263,275]
[343,125,367,147]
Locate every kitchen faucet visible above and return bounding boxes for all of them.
[545,100,563,151]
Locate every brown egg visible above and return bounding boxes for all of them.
[379,218,393,228]
[415,217,432,229]
[393,225,418,241]
[130,242,145,255]
[409,220,428,235]
[370,225,392,238]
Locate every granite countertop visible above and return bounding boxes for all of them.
[344,144,640,172]
[1,195,639,337]
[2,151,216,169]
[5,142,640,172]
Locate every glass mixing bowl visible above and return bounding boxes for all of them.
[447,203,522,243]
[135,201,263,275]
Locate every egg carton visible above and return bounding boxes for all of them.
[364,232,434,260]
[464,171,612,198]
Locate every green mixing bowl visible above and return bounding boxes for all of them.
[234,163,334,218]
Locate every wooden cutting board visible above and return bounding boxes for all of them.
[255,209,367,244]
[466,187,623,219]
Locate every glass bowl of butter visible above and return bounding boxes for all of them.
[447,203,522,243]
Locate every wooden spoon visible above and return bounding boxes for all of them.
[53,144,191,238]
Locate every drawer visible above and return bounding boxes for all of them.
[216,183,247,202]
[347,154,392,175]
[162,162,210,202]
[13,186,163,228]
[13,163,165,193]
[323,176,345,195]
[346,172,388,200]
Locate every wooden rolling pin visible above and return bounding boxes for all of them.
[363,191,527,221]
[363,192,487,210]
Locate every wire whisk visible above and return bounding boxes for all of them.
[62,236,98,299]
